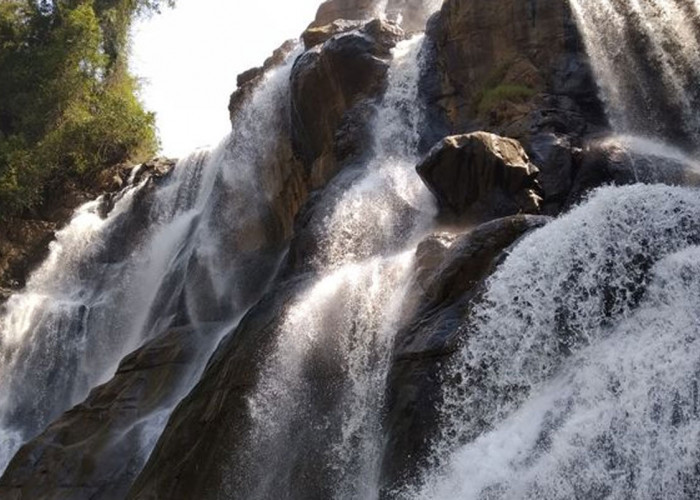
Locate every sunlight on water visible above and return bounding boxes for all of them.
[408,184,700,499]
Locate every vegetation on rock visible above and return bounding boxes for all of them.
[0,0,173,217]
[476,84,536,117]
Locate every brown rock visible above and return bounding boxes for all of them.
[309,0,376,28]
[0,326,216,500]
[291,19,404,187]
[381,214,551,493]
[229,40,299,120]
[302,19,364,49]
[417,132,542,222]
[425,0,602,132]
[310,0,438,32]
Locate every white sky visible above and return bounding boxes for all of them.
[131,0,323,157]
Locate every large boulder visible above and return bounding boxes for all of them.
[381,214,551,493]
[291,19,404,187]
[417,132,542,222]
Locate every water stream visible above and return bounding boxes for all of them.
[0,45,301,474]
[234,35,436,500]
[405,2,700,498]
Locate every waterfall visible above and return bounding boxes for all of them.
[405,184,700,499]
[393,2,700,498]
[231,35,436,500]
[0,46,301,475]
[568,0,700,148]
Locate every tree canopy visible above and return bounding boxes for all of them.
[0,0,174,217]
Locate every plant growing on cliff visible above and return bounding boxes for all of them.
[476,84,536,117]
[0,0,174,218]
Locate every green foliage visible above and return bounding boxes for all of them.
[476,84,536,117]
[0,0,172,218]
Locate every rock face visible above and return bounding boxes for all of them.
[310,0,438,32]
[417,132,541,221]
[381,214,552,492]
[291,19,403,187]
[422,0,607,215]
[229,40,298,119]
[127,279,307,500]
[0,325,217,500]
[425,0,602,132]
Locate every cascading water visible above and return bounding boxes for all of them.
[400,2,700,499]
[231,35,436,500]
[406,184,700,499]
[0,46,301,475]
[568,0,700,148]
[3,0,700,497]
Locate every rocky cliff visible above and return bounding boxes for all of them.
[1,0,698,499]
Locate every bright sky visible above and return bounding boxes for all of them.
[131,0,323,158]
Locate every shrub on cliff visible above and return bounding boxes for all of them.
[0,0,173,218]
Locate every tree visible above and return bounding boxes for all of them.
[0,0,174,217]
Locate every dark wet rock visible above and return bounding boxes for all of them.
[291,19,404,187]
[417,132,542,222]
[568,138,700,208]
[527,132,577,214]
[414,232,460,293]
[126,278,308,500]
[0,324,221,500]
[381,214,551,493]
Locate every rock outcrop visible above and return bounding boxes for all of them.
[425,0,602,132]
[310,0,439,32]
[291,19,403,187]
[417,132,541,221]
[422,0,607,215]
[0,158,175,305]
[0,325,218,500]
[381,214,551,492]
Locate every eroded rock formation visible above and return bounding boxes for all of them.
[417,132,542,221]
[3,0,698,498]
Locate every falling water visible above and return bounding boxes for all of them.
[398,3,700,495]
[407,184,700,499]
[235,35,436,500]
[568,0,700,148]
[0,46,301,474]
